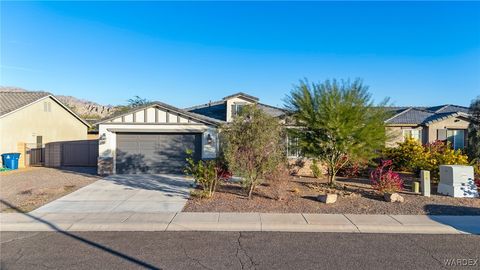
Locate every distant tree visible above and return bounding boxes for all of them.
[467,96,480,161]
[285,79,389,186]
[222,105,285,199]
[115,96,151,114]
[127,96,150,108]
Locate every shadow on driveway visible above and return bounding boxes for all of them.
[104,174,193,198]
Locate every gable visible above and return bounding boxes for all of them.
[107,105,202,124]
[426,114,470,128]
[0,94,89,128]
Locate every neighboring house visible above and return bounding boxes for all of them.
[96,93,286,175]
[0,91,90,167]
[385,105,471,149]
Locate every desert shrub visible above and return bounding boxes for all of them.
[384,138,426,172]
[184,150,222,198]
[222,105,285,199]
[370,160,404,194]
[264,163,290,200]
[337,159,369,178]
[384,138,468,180]
[423,141,469,179]
[467,96,480,161]
[473,161,480,188]
[310,160,322,179]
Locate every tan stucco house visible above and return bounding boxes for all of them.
[0,91,90,167]
[385,105,471,149]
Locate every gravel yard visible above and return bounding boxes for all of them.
[0,167,100,212]
[184,176,480,215]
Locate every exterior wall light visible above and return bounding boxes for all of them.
[206,134,214,146]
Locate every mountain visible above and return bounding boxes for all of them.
[0,86,117,119]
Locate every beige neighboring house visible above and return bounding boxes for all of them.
[385,105,471,149]
[0,91,90,167]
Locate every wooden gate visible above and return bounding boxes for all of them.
[25,143,44,166]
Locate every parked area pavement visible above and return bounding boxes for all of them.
[29,174,193,214]
[1,212,479,234]
[2,231,479,270]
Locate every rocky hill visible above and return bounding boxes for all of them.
[0,86,117,119]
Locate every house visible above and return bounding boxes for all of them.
[385,105,471,149]
[0,91,90,167]
[96,93,286,174]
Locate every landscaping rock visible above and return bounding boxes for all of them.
[318,193,338,204]
[384,193,404,203]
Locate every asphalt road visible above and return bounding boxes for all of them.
[1,232,479,270]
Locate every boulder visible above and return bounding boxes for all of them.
[384,193,404,203]
[318,193,338,204]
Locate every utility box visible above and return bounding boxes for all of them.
[438,165,478,198]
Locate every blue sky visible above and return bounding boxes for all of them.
[1,1,479,108]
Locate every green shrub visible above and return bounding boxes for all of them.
[184,150,220,198]
[385,138,469,180]
[310,160,322,179]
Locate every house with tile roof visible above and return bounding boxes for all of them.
[0,91,90,167]
[385,104,471,149]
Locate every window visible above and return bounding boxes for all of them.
[231,104,246,118]
[403,129,421,142]
[286,134,301,158]
[447,130,465,150]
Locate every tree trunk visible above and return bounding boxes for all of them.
[248,183,255,199]
[328,172,336,186]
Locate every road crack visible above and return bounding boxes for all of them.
[235,232,257,270]
[406,235,448,269]
[180,243,214,270]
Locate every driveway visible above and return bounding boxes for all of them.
[31,174,193,214]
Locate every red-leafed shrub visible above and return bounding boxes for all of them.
[370,160,404,194]
[217,167,232,180]
[337,160,369,178]
[475,178,480,189]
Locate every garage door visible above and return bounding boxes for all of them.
[116,133,202,174]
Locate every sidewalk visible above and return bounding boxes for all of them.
[1,212,479,234]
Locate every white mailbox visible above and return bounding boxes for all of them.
[438,165,478,198]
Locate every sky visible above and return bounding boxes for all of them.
[1,1,479,108]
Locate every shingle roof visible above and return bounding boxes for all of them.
[385,108,434,125]
[427,104,470,114]
[385,105,470,125]
[0,91,50,116]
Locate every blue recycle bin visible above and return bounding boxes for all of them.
[1,153,21,170]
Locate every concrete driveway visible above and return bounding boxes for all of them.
[31,174,193,214]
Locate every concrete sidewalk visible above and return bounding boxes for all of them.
[1,212,479,234]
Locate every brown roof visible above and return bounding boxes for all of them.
[0,91,51,116]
